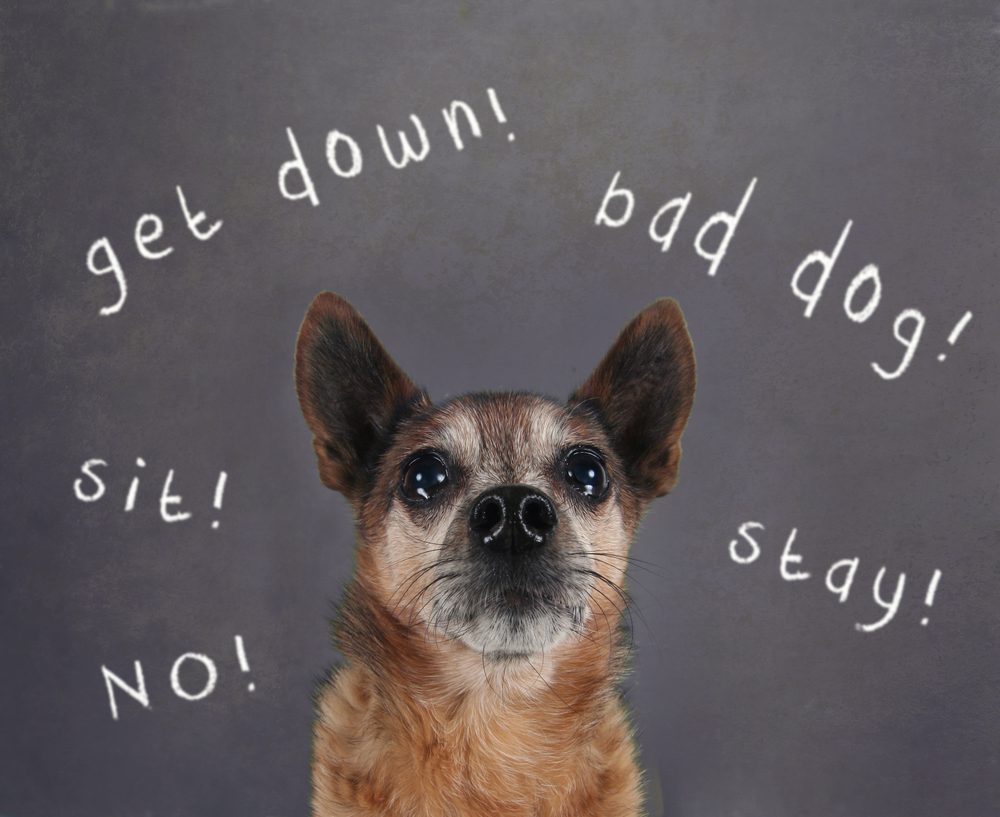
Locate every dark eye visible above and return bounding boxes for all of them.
[401,452,449,501]
[564,449,609,498]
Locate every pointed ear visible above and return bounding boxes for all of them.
[570,298,696,499]
[295,292,429,499]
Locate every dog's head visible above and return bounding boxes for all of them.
[295,293,695,662]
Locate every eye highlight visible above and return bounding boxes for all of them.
[401,452,449,501]
[564,448,609,499]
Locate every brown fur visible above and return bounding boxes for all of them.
[312,579,641,817]
[295,293,696,817]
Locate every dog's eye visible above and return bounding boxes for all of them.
[564,449,609,498]
[401,452,449,501]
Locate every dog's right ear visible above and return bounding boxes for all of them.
[295,292,429,499]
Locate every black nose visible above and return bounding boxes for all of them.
[469,485,558,555]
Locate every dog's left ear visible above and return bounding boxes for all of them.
[295,292,429,499]
[570,298,696,499]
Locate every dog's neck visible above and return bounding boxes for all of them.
[336,576,627,721]
[311,576,639,815]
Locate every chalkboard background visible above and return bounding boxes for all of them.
[2,2,998,816]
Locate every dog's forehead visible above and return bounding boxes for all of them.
[403,393,599,475]
[443,393,566,464]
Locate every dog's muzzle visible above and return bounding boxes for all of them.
[468,484,557,558]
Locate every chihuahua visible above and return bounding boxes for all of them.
[295,292,696,817]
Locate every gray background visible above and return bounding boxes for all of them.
[2,2,998,816]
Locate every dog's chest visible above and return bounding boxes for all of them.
[310,666,642,817]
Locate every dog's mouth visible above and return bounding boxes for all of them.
[428,556,593,657]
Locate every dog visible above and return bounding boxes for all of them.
[295,291,696,817]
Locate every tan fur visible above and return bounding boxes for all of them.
[296,293,696,817]
[311,579,642,817]
[311,398,642,816]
